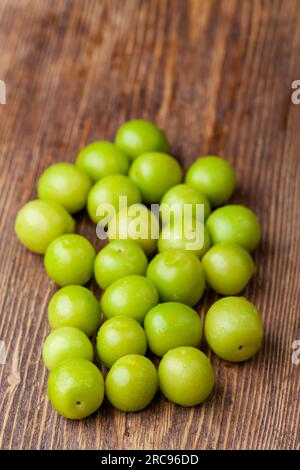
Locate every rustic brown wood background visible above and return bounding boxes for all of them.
[0,0,299,450]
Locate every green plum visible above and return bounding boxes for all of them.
[204,296,263,362]
[38,163,92,213]
[101,274,159,323]
[15,199,75,254]
[160,183,211,222]
[202,242,255,295]
[44,234,95,286]
[206,204,261,252]
[144,302,202,357]
[42,327,93,371]
[94,240,148,289]
[47,358,104,419]
[147,250,206,306]
[96,316,147,368]
[48,285,101,336]
[129,152,182,204]
[158,347,214,406]
[87,174,141,224]
[107,204,159,256]
[76,141,130,183]
[115,119,170,160]
[105,354,158,411]
[185,156,236,207]
[158,218,211,259]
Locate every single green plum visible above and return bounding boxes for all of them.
[38,163,92,213]
[160,183,211,222]
[87,174,141,224]
[47,358,104,419]
[15,199,75,254]
[107,204,159,256]
[94,240,148,289]
[96,316,147,368]
[48,285,101,336]
[42,327,93,371]
[129,152,182,204]
[158,347,214,406]
[144,302,202,357]
[115,119,170,160]
[206,204,261,252]
[76,141,130,182]
[158,218,211,259]
[202,242,255,295]
[105,354,158,411]
[204,296,263,362]
[185,156,236,207]
[147,250,206,306]
[44,234,95,286]
[101,274,159,323]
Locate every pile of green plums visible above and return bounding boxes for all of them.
[15,119,263,419]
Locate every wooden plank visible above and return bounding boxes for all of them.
[0,0,299,450]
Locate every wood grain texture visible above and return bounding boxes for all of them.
[0,0,299,450]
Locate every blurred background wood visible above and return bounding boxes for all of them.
[0,0,299,450]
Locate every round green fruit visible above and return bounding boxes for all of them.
[147,250,206,306]
[87,174,141,224]
[206,204,261,252]
[101,274,159,323]
[185,156,236,207]
[94,240,148,289]
[158,347,214,406]
[204,296,263,362]
[105,354,158,411]
[42,327,93,371]
[144,302,202,357]
[202,242,255,295]
[15,199,75,254]
[48,285,101,336]
[158,218,211,259]
[38,163,92,213]
[44,234,95,286]
[129,152,182,204]
[160,183,211,222]
[47,358,104,419]
[97,316,147,368]
[107,204,159,256]
[76,141,130,183]
[115,119,170,160]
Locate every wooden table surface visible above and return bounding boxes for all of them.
[0,0,299,450]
